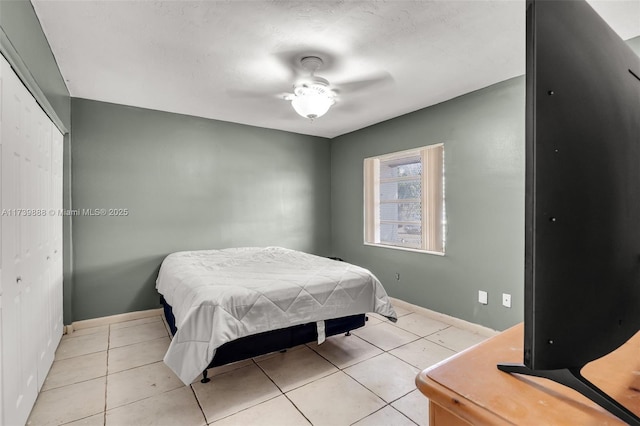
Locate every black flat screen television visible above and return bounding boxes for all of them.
[497,0,640,424]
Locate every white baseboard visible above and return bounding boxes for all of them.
[65,308,163,334]
[389,297,499,338]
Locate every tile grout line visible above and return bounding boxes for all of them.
[204,359,287,424]
[282,391,314,425]
[388,317,452,337]
[60,329,109,341]
[40,371,107,393]
[347,403,419,426]
[100,383,185,416]
[188,384,209,425]
[108,359,168,377]
[253,358,287,394]
[386,350,432,372]
[338,349,420,425]
[103,324,111,426]
[107,335,171,352]
[53,348,106,363]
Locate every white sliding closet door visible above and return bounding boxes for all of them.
[49,128,64,374]
[1,56,40,426]
[0,55,64,426]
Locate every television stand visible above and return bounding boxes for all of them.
[497,363,640,425]
[416,324,640,425]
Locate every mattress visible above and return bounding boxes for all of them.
[156,246,397,385]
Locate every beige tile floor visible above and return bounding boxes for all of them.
[26,304,494,426]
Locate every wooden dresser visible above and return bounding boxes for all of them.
[416,324,640,425]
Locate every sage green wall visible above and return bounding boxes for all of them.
[0,0,73,324]
[70,98,331,321]
[331,77,526,331]
[628,35,640,53]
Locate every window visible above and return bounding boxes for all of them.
[364,144,445,254]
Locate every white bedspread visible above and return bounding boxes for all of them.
[156,247,397,385]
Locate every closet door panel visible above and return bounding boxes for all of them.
[21,94,40,404]
[36,110,55,390]
[0,58,43,426]
[51,129,63,342]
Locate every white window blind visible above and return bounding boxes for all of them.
[364,144,445,254]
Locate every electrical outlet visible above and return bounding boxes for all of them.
[478,290,488,305]
[502,293,512,308]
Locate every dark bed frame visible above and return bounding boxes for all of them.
[160,296,366,383]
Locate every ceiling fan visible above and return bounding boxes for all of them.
[281,55,392,121]
[228,53,393,121]
[283,56,336,120]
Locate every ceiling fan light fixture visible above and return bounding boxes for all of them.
[290,82,335,120]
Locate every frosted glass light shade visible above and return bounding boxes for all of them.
[291,91,334,119]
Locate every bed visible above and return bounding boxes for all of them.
[155,247,397,385]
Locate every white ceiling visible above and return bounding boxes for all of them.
[32,0,640,139]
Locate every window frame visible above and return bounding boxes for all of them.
[363,144,445,255]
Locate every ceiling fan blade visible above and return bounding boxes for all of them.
[226,88,293,101]
[334,71,394,94]
[331,101,360,113]
[226,88,268,99]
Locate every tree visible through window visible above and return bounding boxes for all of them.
[364,144,445,254]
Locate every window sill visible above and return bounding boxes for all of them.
[363,242,445,256]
